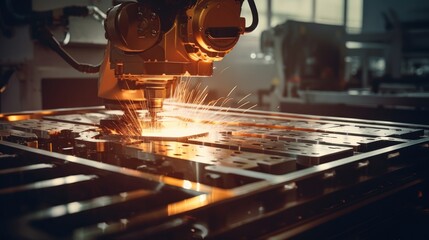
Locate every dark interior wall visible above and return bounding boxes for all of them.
[41,78,102,109]
[362,0,429,33]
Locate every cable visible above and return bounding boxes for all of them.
[87,6,107,23]
[244,0,259,33]
[0,68,15,93]
[36,26,101,73]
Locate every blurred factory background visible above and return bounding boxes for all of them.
[1,0,429,123]
[1,1,429,239]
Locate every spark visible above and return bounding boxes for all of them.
[243,104,258,113]
[226,86,237,97]
[219,66,231,75]
[237,101,250,109]
[167,77,258,126]
[103,76,257,140]
[237,93,252,104]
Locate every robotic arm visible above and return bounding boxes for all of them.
[98,0,258,123]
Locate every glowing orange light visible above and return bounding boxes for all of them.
[167,194,211,216]
[6,115,30,122]
[40,111,53,115]
[109,77,256,140]
[140,122,208,139]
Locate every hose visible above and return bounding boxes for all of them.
[244,0,259,33]
[36,26,101,73]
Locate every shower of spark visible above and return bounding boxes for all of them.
[166,77,257,126]
[103,77,257,140]
[101,104,148,139]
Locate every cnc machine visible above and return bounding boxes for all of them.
[0,1,428,239]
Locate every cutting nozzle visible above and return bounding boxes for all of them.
[148,108,158,127]
[144,85,165,127]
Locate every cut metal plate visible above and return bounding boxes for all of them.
[0,104,428,239]
[43,113,109,125]
[125,141,297,176]
[9,119,96,139]
[324,125,424,138]
[231,129,393,152]
[188,133,354,166]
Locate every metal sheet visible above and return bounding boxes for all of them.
[0,104,428,239]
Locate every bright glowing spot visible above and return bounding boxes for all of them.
[140,119,208,140]
[198,194,207,202]
[167,195,211,216]
[67,202,82,214]
[64,175,82,184]
[120,192,128,199]
[97,222,108,232]
[40,111,53,115]
[51,177,66,186]
[6,115,29,121]
[141,125,207,139]
[49,206,67,217]
[120,219,128,227]
[182,180,192,189]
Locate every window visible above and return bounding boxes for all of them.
[347,0,363,32]
[315,0,344,25]
[272,0,313,26]
[268,0,362,32]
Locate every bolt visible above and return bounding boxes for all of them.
[137,11,143,20]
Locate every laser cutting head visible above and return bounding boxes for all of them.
[98,0,257,120]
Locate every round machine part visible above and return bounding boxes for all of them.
[104,2,161,52]
[184,0,245,61]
